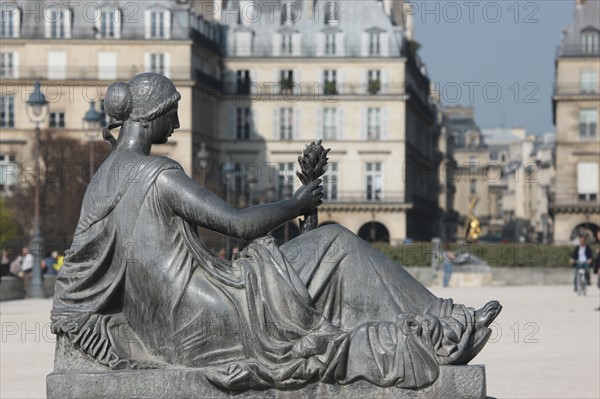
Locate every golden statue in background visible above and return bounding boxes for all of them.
[465,197,481,242]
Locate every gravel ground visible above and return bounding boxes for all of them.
[1,285,599,399]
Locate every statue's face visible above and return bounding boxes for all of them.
[150,107,180,144]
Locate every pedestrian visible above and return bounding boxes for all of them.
[569,235,593,291]
[19,247,33,278]
[1,250,12,277]
[42,251,59,276]
[442,243,456,288]
[594,246,600,311]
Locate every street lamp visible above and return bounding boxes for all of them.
[222,159,237,258]
[195,142,210,185]
[82,101,104,179]
[25,82,49,299]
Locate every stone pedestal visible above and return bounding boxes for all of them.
[47,365,486,399]
[47,336,487,398]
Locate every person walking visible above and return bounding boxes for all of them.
[594,246,600,310]
[442,243,456,288]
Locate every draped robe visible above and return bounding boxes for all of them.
[52,152,477,391]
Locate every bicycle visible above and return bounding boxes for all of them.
[575,266,587,296]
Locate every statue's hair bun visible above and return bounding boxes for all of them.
[104,82,133,121]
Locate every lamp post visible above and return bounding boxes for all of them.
[195,142,210,185]
[282,185,293,243]
[222,159,236,258]
[82,101,104,179]
[25,82,49,298]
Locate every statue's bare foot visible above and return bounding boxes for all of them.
[475,300,502,329]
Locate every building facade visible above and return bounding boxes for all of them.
[218,0,441,244]
[0,0,223,196]
[552,0,600,243]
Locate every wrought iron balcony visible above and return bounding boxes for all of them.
[0,66,195,81]
[558,45,600,58]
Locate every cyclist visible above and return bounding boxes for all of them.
[570,235,593,291]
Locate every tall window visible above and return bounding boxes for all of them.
[581,29,599,54]
[325,33,336,55]
[0,96,14,127]
[46,8,70,39]
[369,32,381,55]
[279,70,294,93]
[149,53,165,75]
[470,180,477,195]
[366,162,382,201]
[236,70,251,94]
[235,31,253,56]
[368,69,381,94]
[577,162,599,202]
[278,163,295,198]
[580,70,598,93]
[579,109,598,138]
[367,108,381,139]
[49,112,65,128]
[281,33,293,55]
[279,108,294,140]
[323,108,338,140]
[323,162,338,200]
[1,9,19,38]
[323,69,337,95]
[324,2,339,25]
[98,9,120,38]
[148,9,170,39]
[0,52,15,78]
[236,107,251,139]
[0,154,17,195]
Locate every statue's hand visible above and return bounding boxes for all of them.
[293,179,323,215]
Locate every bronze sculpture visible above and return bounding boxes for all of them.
[50,73,501,393]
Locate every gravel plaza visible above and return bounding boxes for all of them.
[1,285,599,399]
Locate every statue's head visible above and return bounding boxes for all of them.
[103,73,181,147]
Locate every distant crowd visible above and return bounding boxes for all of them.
[0,248,64,279]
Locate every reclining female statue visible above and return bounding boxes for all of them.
[51,73,501,391]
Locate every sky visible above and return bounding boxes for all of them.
[412,0,576,134]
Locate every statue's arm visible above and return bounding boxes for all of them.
[156,169,322,240]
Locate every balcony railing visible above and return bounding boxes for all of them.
[558,45,600,58]
[554,82,600,96]
[0,66,194,81]
[320,191,406,203]
[224,82,431,98]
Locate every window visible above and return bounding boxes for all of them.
[49,112,65,128]
[278,163,295,198]
[324,2,339,25]
[369,32,381,55]
[235,31,253,56]
[581,29,599,54]
[279,70,294,93]
[579,109,598,137]
[323,162,338,200]
[279,108,294,140]
[323,69,337,95]
[0,154,17,195]
[323,108,338,140]
[281,33,293,55]
[325,33,336,55]
[46,7,71,39]
[149,53,165,75]
[0,52,16,78]
[236,107,251,139]
[281,3,298,25]
[577,162,599,201]
[1,8,20,38]
[98,9,121,39]
[580,70,598,94]
[366,162,382,201]
[367,108,381,139]
[368,69,381,94]
[236,70,251,94]
[146,9,170,39]
[470,180,477,195]
[0,96,14,127]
